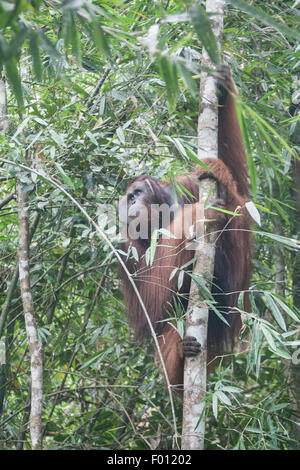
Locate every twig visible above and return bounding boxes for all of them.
[0,192,15,210]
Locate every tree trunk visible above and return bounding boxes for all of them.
[182,0,224,450]
[17,185,43,450]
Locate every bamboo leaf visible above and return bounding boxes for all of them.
[245,201,261,226]
[227,0,300,42]
[91,20,110,57]
[49,129,66,147]
[257,231,300,250]
[263,293,286,331]
[261,324,277,350]
[216,391,232,406]
[4,59,23,112]
[189,3,219,65]
[64,11,82,61]
[131,246,139,262]
[29,30,42,81]
[53,162,75,190]
[212,393,218,420]
[268,346,291,360]
[150,229,158,265]
[158,55,179,112]
[169,267,178,281]
[271,295,300,323]
[177,60,198,97]
[178,270,184,290]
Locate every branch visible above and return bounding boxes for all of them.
[0,192,15,210]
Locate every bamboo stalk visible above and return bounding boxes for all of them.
[17,185,43,450]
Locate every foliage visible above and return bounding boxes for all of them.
[0,0,299,450]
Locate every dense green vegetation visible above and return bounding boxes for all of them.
[0,0,299,450]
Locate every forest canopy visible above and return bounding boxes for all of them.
[0,0,299,450]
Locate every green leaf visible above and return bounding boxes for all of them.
[33,117,48,126]
[178,270,184,290]
[189,3,220,65]
[209,302,230,327]
[7,26,28,59]
[257,231,300,250]
[245,201,261,226]
[263,293,286,331]
[150,229,158,265]
[177,319,185,339]
[158,55,179,112]
[85,131,98,146]
[227,0,300,42]
[221,386,242,394]
[181,147,204,166]
[91,20,110,57]
[268,346,291,360]
[53,162,75,190]
[235,101,257,198]
[116,126,125,144]
[0,34,9,65]
[180,257,197,270]
[62,9,81,60]
[269,403,290,412]
[243,103,296,158]
[271,295,300,323]
[261,324,277,350]
[39,30,60,60]
[212,394,218,420]
[131,246,139,262]
[159,228,176,239]
[245,427,262,434]
[177,61,198,97]
[169,267,178,281]
[4,59,23,112]
[70,13,82,61]
[165,135,187,159]
[29,30,42,81]
[216,391,232,406]
[49,129,66,147]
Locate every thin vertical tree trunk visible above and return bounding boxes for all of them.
[17,185,43,450]
[0,69,9,418]
[291,251,300,448]
[182,0,224,450]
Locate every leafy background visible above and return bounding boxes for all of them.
[0,0,299,450]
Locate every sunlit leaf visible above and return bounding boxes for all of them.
[245,201,261,226]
